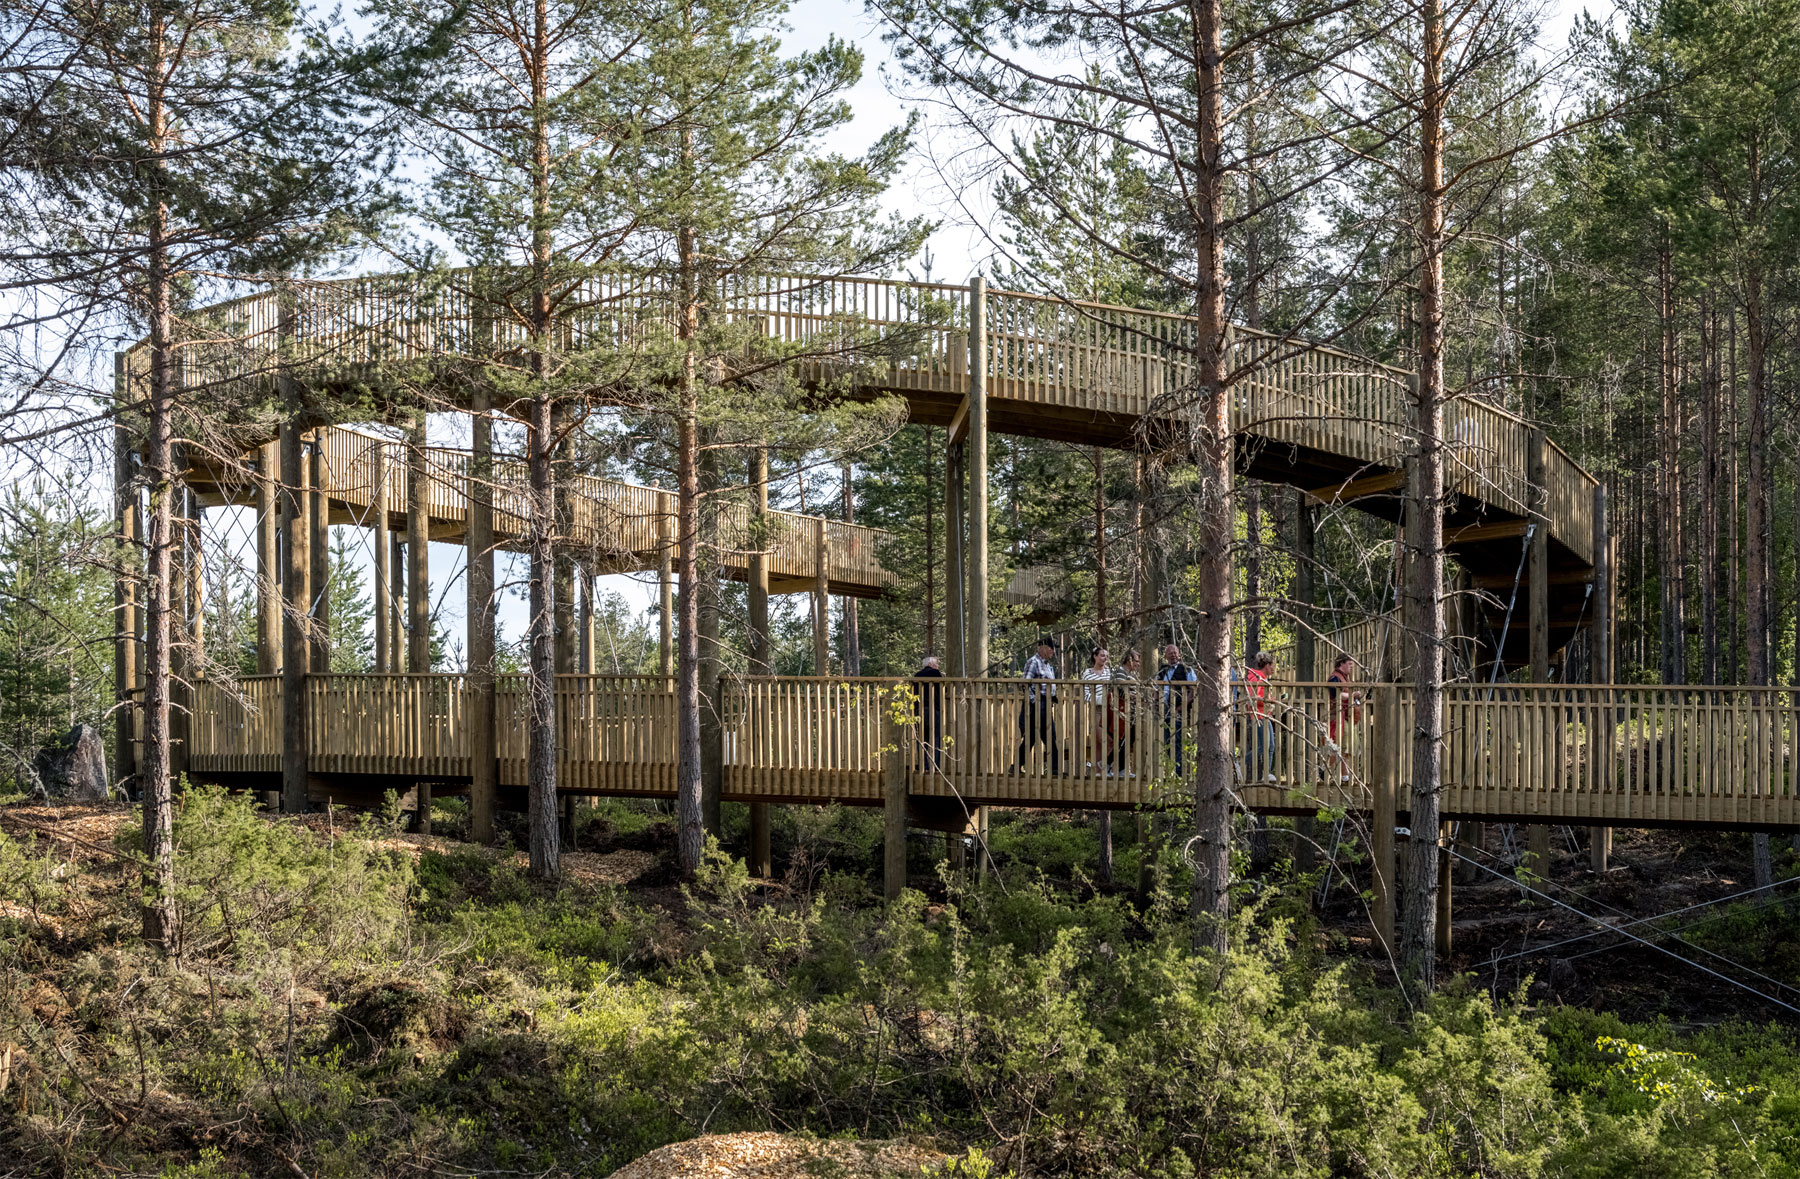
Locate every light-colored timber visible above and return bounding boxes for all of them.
[189,675,1800,830]
[131,270,1600,635]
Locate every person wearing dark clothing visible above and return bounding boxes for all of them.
[1016,637,1061,773]
[1157,643,1197,777]
[913,655,945,771]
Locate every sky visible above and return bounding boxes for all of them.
[194,0,1615,671]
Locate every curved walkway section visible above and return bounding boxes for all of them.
[134,271,1599,632]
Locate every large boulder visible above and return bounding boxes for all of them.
[32,724,110,803]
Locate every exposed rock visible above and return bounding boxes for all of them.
[606,1132,946,1179]
[32,725,109,803]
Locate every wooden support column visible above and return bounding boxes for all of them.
[468,393,498,845]
[1590,483,1612,874]
[578,567,594,673]
[966,275,989,678]
[657,499,673,680]
[1435,822,1453,959]
[406,415,431,832]
[279,421,310,814]
[390,532,406,672]
[169,480,194,780]
[1525,428,1551,884]
[256,441,280,674]
[812,516,830,675]
[114,409,140,795]
[1293,490,1318,874]
[945,439,966,676]
[883,707,907,901]
[309,433,330,670]
[748,448,773,878]
[1372,683,1398,954]
[372,440,390,673]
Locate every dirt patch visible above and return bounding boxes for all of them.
[605,1132,946,1179]
[0,801,135,864]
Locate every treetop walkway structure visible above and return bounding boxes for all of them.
[116,269,1798,933]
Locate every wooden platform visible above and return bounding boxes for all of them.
[186,675,1800,831]
[131,271,1600,651]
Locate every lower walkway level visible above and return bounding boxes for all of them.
[185,674,1800,831]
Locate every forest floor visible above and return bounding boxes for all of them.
[4,793,1799,1177]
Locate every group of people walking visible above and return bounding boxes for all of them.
[911,640,1364,782]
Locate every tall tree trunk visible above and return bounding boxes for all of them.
[1743,170,1772,885]
[139,33,178,948]
[1244,481,1261,658]
[1399,0,1449,992]
[1093,444,1111,881]
[1700,296,1719,683]
[524,0,559,878]
[675,207,705,877]
[1187,0,1234,953]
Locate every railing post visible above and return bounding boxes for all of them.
[883,698,907,901]
[1372,683,1398,955]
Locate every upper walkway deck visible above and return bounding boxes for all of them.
[133,271,1600,655]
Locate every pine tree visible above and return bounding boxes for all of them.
[626,0,926,876]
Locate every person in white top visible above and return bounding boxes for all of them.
[1081,647,1113,771]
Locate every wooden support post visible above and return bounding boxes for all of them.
[701,670,724,837]
[406,415,431,833]
[468,392,498,845]
[1456,821,1483,885]
[1590,483,1611,873]
[748,448,773,878]
[578,567,594,673]
[657,505,673,681]
[279,420,310,814]
[169,479,191,781]
[1372,683,1398,955]
[1435,822,1453,960]
[945,439,966,677]
[1524,428,1551,883]
[372,440,390,673]
[256,441,280,674]
[308,433,330,670]
[114,409,140,796]
[812,516,830,675]
[1293,490,1318,873]
[389,532,406,672]
[966,275,989,678]
[883,707,907,901]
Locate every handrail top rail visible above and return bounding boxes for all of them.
[217,672,1800,691]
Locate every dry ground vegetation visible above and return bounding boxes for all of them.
[3,790,1800,1178]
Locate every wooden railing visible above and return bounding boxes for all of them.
[187,676,1799,828]
[132,270,1598,568]
[310,424,891,593]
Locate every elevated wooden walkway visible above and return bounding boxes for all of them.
[187,424,895,598]
[188,674,1800,831]
[134,271,1601,663]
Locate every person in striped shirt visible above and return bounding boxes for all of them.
[1016,637,1062,773]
